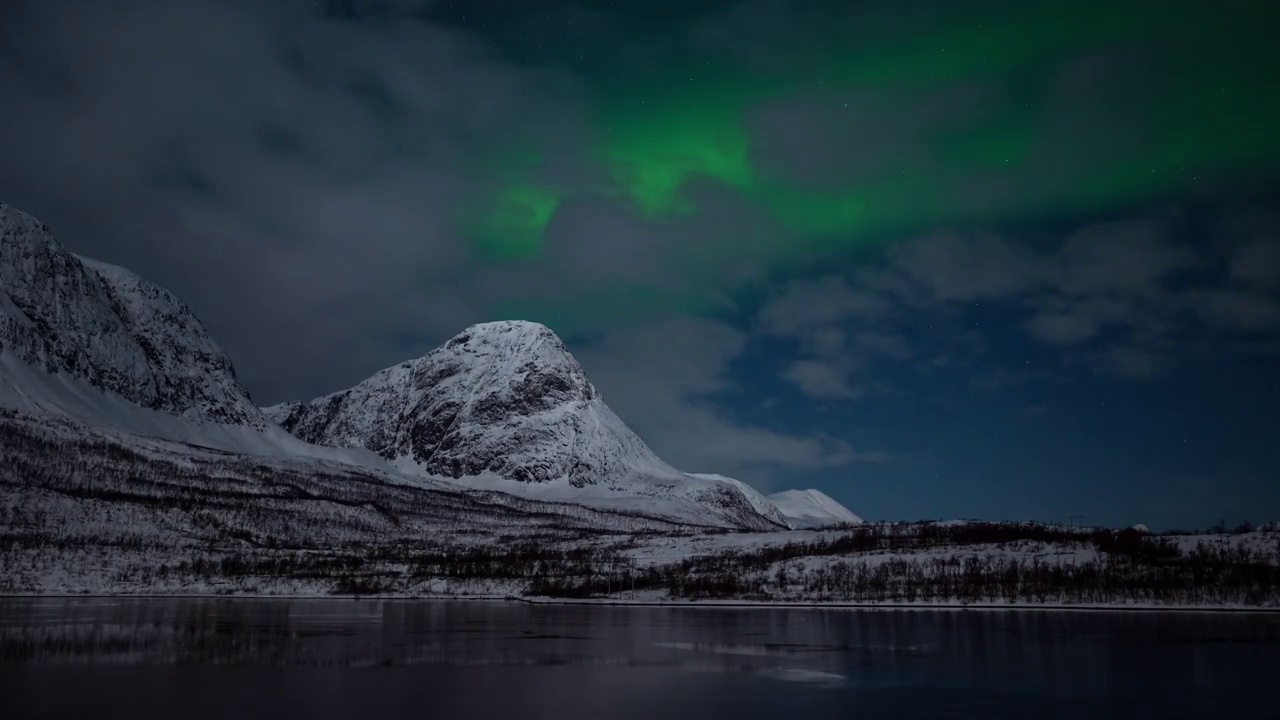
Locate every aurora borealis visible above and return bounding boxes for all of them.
[2,0,1278,527]
[463,0,1279,286]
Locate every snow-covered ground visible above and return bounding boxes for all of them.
[4,412,1273,608]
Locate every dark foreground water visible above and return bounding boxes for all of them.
[1,599,1278,719]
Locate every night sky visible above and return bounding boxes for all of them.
[2,0,1278,529]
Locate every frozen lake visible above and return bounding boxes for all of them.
[2,598,1278,718]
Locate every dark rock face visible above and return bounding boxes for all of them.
[0,204,263,427]
[409,399,462,464]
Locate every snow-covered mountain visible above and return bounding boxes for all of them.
[0,203,826,532]
[767,489,863,529]
[0,204,262,428]
[265,321,790,530]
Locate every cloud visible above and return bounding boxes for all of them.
[573,317,852,484]
[756,232,1048,400]
[887,231,1044,303]
[539,178,783,303]
[849,330,913,359]
[1007,218,1199,374]
[1220,211,1280,289]
[540,197,668,286]
[781,360,864,400]
[757,274,916,399]
[756,275,891,335]
[758,210,1280,392]
[1024,311,1103,345]
[1050,217,1198,296]
[1023,294,1152,346]
[1189,289,1280,333]
[1099,346,1170,380]
[1181,210,1280,335]
[0,0,590,402]
[1230,239,1280,288]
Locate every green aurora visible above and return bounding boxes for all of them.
[468,2,1279,278]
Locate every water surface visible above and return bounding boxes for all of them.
[2,598,1277,719]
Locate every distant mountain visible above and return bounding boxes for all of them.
[265,320,790,530]
[767,489,863,529]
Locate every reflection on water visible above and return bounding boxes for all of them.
[1,598,1279,719]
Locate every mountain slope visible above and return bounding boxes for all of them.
[266,321,789,530]
[0,204,396,467]
[0,204,262,428]
[767,489,863,529]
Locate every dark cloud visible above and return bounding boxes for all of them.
[887,232,1043,303]
[0,0,586,402]
[540,178,783,301]
[0,0,855,483]
[541,197,670,285]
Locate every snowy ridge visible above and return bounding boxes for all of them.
[0,204,262,428]
[767,489,863,529]
[267,321,789,530]
[689,474,792,528]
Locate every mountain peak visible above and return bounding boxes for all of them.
[434,319,588,395]
[269,317,610,483]
[1,203,47,233]
[267,320,789,529]
[456,319,557,341]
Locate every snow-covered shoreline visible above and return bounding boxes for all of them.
[3,592,1277,614]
